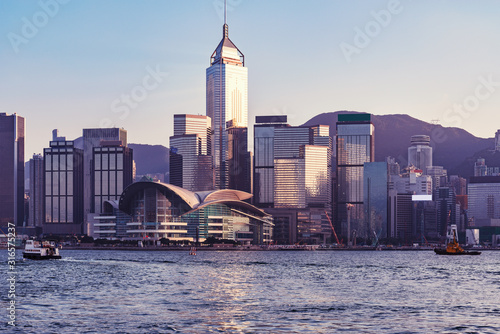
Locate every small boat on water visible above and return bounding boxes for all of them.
[434,224,481,256]
[23,240,62,260]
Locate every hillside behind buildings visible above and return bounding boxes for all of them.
[115,112,495,181]
[303,111,495,178]
[128,143,170,176]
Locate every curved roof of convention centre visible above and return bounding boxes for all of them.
[184,199,268,218]
[119,181,199,212]
[195,189,252,203]
[119,180,266,216]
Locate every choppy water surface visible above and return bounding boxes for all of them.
[1,250,499,333]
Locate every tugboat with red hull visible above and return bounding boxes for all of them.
[434,224,481,256]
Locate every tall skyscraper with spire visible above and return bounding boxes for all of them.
[206,13,248,189]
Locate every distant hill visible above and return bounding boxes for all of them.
[453,148,500,178]
[302,111,494,176]
[25,143,170,191]
[128,144,169,176]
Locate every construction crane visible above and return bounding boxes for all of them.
[325,210,341,246]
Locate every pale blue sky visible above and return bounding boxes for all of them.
[1,0,499,160]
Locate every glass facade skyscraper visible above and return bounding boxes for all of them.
[92,143,133,215]
[427,166,447,190]
[29,154,44,232]
[83,128,127,222]
[173,114,211,155]
[468,176,500,223]
[254,116,332,244]
[275,145,330,209]
[434,187,458,237]
[336,113,374,239]
[408,135,432,172]
[169,115,213,191]
[206,23,248,189]
[0,113,25,227]
[227,123,251,193]
[43,140,84,235]
[274,158,305,208]
[253,116,289,207]
[364,162,388,239]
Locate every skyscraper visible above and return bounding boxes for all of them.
[92,141,133,215]
[274,145,330,209]
[83,128,127,221]
[408,135,432,172]
[364,162,388,239]
[426,165,447,190]
[206,20,248,189]
[173,114,211,155]
[253,116,332,244]
[253,116,289,207]
[387,167,433,240]
[336,113,374,240]
[43,137,84,235]
[169,114,213,191]
[28,154,44,233]
[468,176,500,224]
[227,121,252,193]
[0,113,25,227]
[434,187,458,237]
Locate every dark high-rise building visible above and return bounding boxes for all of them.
[92,141,133,215]
[0,113,25,227]
[83,128,127,223]
[253,116,289,207]
[394,193,413,241]
[434,187,457,237]
[169,151,183,187]
[449,175,467,196]
[43,138,84,235]
[364,162,388,239]
[336,113,374,240]
[28,154,44,233]
[227,121,251,193]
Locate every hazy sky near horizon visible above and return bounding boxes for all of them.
[1,0,500,160]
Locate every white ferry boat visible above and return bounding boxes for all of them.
[23,240,62,260]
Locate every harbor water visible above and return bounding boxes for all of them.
[2,250,499,333]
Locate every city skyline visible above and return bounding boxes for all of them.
[2,0,500,161]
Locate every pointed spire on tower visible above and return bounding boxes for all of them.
[210,0,244,66]
[223,0,228,38]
